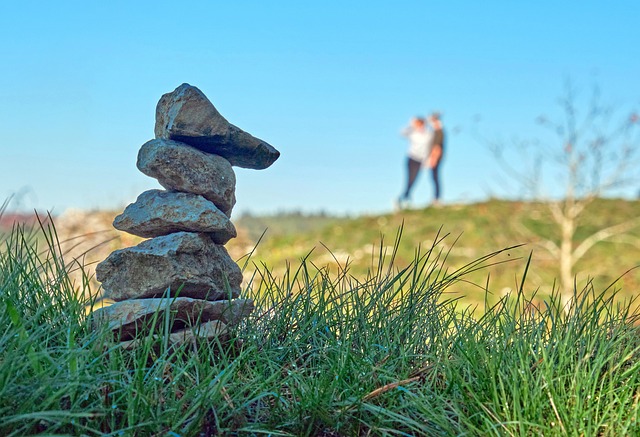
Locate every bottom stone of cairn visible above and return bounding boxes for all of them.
[92,297,254,346]
[119,320,229,350]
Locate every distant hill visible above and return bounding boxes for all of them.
[229,199,640,306]
[0,212,51,230]
[3,199,638,306]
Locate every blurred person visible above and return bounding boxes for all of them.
[396,116,433,210]
[427,112,445,206]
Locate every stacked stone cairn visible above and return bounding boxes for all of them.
[92,83,280,349]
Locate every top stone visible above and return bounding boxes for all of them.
[155,83,280,170]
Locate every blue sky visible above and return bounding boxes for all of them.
[1,1,638,216]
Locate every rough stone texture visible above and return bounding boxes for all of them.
[154,83,280,170]
[92,297,252,341]
[95,232,242,302]
[119,320,229,349]
[137,139,236,216]
[113,189,237,244]
[168,320,228,345]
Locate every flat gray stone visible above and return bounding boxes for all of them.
[168,320,229,345]
[92,297,252,341]
[113,189,236,244]
[96,232,242,301]
[118,320,229,349]
[154,83,280,169]
[137,139,236,216]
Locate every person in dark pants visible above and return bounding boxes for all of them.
[427,112,445,206]
[396,117,432,210]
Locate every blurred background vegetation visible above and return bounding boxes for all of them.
[4,198,638,311]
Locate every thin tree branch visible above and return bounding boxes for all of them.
[572,218,640,264]
[547,201,565,226]
[512,219,560,259]
[606,234,640,250]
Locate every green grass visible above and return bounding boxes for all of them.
[231,198,640,307]
[2,218,640,435]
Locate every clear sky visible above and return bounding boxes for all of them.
[1,1,638,216]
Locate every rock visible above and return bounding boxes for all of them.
[119,320,229,350]
[154,83,280,170]
[92,297,253,341]
[113,189,237,244]
[96,232,242,302]
[137,139,236,216]
[168,320,229,345]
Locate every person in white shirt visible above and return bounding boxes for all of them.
[397,116,433,209]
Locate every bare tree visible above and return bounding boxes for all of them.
[489,83,640,305]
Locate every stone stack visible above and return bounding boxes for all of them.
[92,83,280,348]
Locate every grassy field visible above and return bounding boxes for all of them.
[230,198,640,308]
[1,201,640,435]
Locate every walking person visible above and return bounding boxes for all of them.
[427,112,445,206]
[396,116,433,210]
